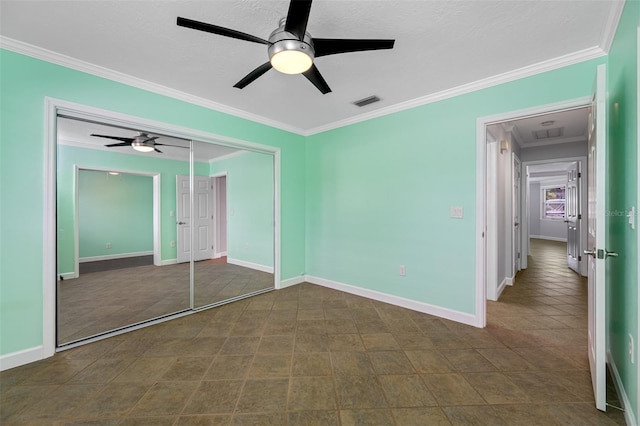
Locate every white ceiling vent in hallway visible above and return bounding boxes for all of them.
[353,96,381,107]
[533,127,564,140]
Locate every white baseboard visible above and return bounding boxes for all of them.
[79,251,154,263]
[213,251,228,259]
[305,275,478,327]
[496,276,513,300]
[160,258,177,266]
[0,346,46,371]
[227,258,274,274]
[58,272,77,280]
[607,351,637,426]
[530,235,567,242]
[279,275,305,289]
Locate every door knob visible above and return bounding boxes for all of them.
[177,221,187,225]
[583,249,596,258]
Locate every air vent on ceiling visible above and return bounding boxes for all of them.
[353,95,381,107]
[533,127,564,140]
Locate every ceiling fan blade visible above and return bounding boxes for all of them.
[154,147,163,153]
[177,17,270,45]
[142,136,159,143]
[302,64,331,94]
[233,62,273,89]
[313,38,395,57]
[104,142,132,148]
[284,0,312,40]
[91,134,134,143]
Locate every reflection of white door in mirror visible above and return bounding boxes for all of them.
[176,175,214,263]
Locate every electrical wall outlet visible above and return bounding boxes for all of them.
[399,265,406,276]
[629,334,635,364]
[106,242,112,249]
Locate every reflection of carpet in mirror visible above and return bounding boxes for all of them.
[57,258,273,345]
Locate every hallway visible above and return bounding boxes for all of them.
[0,240,627,425]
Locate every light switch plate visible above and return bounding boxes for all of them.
[450,206,463,219]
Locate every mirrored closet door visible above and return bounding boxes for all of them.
[56,115,275,347]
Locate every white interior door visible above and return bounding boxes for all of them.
[586,64,608,412]
[566,161,581,273]
[176,175,191,264]
[512,154,522,275]
[176,175,214,263]
[193,177,214,261]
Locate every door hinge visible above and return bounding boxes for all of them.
[578,172,582,178]
[578,255,582,261]
[578,214,582,220]
[517,253,521,259]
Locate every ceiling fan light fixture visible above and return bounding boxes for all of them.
[132,142,154,152]
[270,49,313,74]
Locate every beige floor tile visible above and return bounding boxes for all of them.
[378,374,437,408]
[335,375,387,409]
[235,378,289,413]
[422,373,486,405]
[288,377,336,411]
[340,409,394,425]
[392,407,452,425]
[292,352,332,376]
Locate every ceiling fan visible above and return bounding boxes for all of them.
[91,132,186,153]
[176,0,395,94]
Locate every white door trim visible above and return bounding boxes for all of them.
[44,97,282,358]
[636,26,640,421]
[211,172,228,258]
[72,166,161,277]
[475,96,591,327]
[512,153,522,276]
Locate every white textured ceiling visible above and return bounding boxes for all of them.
[0,1,621,134]
[509,107,589,149]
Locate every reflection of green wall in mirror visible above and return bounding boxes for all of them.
[210,151,274,268]
[78,170,153,259]
[56,144,209,275]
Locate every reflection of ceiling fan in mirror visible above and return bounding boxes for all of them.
[91,132,187,153]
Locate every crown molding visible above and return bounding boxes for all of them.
[0,36,307,136]
[1,36,609,138]
[600,0,626,53]
[304,46,606,136]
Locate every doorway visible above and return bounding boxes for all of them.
[477,64,609,412]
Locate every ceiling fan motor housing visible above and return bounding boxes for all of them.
[268,23,315,74]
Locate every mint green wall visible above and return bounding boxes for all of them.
[56,144,210,275]
[0,50,306,355]
[306,58,606,314]
[78,170,153,259]
[210,152,275,268]
[607,0,639,420]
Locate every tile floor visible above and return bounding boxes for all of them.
[58,258,273,344]
[1,239,627,425]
